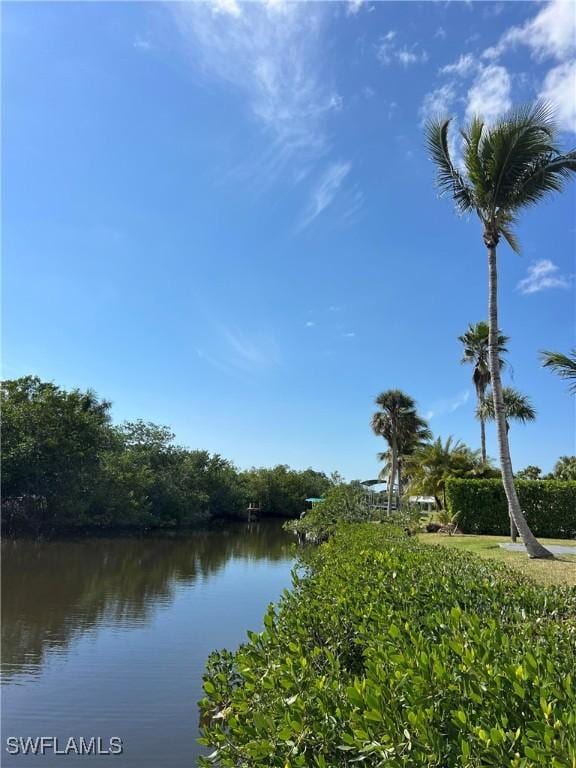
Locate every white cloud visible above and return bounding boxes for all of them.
[343,331,356,338]
[398,47,428,66]
[419,83,457,124]
[517,259,572,294]
[299,161,352,229]
[305,321,315,327]
[377,32,427,67]
[222,327,282,369]
[539,60,576,133]
[346,0,366,16]
[376,31,397,65]
[362,85,375,99]
[172,1,339,171]
[133,36,152,51]
[435,27,447,40]
[466,64,511,123]
[425,390,471,420]
[484,0,576,62]
[440,53,477,78]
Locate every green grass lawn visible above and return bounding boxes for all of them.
[417,533,576,587]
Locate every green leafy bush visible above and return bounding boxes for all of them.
[199,524,576,766]
[445,479,576,538]
[284,485,373,542]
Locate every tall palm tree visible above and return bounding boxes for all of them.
[540,349,576,394]
[426,102,576,558]
[458,321,508,463]
[371,390,429,514]
[477,386,536,433]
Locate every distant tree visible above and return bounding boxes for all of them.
[552,456,576,481]
[458,321,508,463]
[516,465,542,480]
[371,390,429,514]
[540,349,576,394]
[405,436,483,510]
[1,376,113,528]
[426,102,576,557]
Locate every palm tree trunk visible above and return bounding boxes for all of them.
[487,242,552,558]
[397,462,402,512]
[387,441,398,517]
[479,414,487,464]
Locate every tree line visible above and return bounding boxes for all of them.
[1,376,331,534]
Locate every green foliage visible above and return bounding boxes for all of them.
[540,349,576,394]
[240,465,331,520]
[426,103,576,250]
[552,456,576,482]
[1,376,113,528]
[445,478,576,538]
[284,485,372,542]
[516,465,543,481]
[477,387,536,429]
[404,436,485,509]
[1,377,330,533]
[199,524,576,766]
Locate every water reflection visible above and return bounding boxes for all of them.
[2,521,294,680]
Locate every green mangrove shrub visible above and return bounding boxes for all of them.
[445,479,576,538]
[199,524,576,767]
[284,484,372,542]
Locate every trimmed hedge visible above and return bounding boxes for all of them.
[199,525,576,767]
[445,479,576,538]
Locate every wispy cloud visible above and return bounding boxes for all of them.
[377,31,428,67]
[440,53,477,78]
[221,326,282,370]
[133,36,152,51]
[419,83,457,124]
[305,321,315,327]
[425,390,470,420]
[517,259,572,294]
[196,322,282,376]
[299,160,352,230]
[172,1,340,176]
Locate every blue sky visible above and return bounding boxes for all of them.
[3,0,575,479]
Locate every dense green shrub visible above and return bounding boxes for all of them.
[445,478,576,538]
[284,484,373,541]
[199,525,576,766]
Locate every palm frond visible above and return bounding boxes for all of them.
[496,210,521,254]
[487,102,560,211]
[426,118,475,213]
[478,387,536,424]
[507,149,576,211]
[540,349,576,394]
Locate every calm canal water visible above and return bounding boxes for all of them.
[1,521,296,767]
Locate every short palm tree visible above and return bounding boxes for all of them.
[405,436,482,511]
[459,321,508,463]
[477,386,536,433]
[540,349,576,394]
[377,420,431,497]
[371,390,429,514]
[426,102,576,558]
